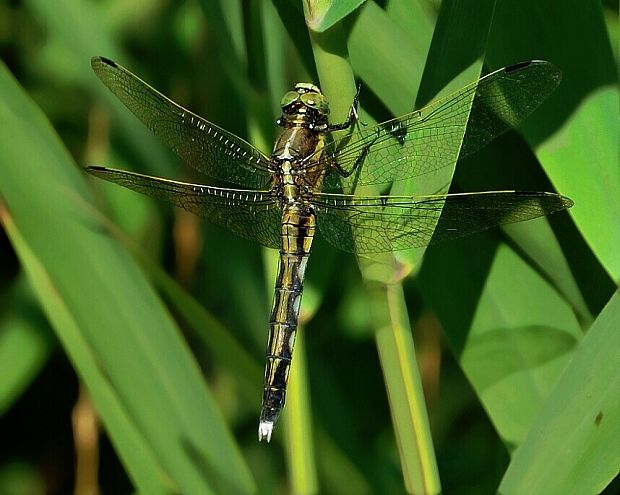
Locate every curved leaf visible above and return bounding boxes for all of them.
[0,60,254,495]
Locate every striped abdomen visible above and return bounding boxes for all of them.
[258,206,315,442]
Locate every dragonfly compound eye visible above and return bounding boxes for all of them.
[300,92,329,115]
[280,91,300,109]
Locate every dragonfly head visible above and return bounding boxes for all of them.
[278,83,330,128]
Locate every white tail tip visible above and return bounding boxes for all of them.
[258,421,273,442]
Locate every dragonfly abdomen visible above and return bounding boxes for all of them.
[259,207,315,442]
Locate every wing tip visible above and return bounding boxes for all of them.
[505,60,535,72]
[84,166,113,179]
[91,56,117,70]
[505,59,553,72]
[524,191,574,212]
[504,59,562,84]
[560,195,574,210]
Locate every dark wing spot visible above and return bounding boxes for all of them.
[595,411,603,426]
[505,61,532,73]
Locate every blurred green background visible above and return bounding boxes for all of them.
[0,0,618,494]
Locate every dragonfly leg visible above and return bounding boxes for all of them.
[331,114,410,180]
[332,132,380,179]
[326,82,362,132]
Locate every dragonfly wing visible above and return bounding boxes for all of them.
[87,166,281,249]
[91,57,272,189]
[312,191,572,254]
[318,61,561,190]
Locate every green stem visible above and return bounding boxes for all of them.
[305,8,441,494]
[285,326,319,494]
[365,278,440,494]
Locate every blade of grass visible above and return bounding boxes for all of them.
[285,328,319,494]
[0,209,170,495]
[499,290,620,494]
[425,0,616,451]
[0,58,255,495]
[140,250,264,402]
[458,244,582,445]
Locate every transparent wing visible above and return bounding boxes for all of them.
[87,166,281,249]
[316,61,561,190]
[312,190,572,254]
[91,57,272,189]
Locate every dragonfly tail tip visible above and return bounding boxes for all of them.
[258,421,273,443]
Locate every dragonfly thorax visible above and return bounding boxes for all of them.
[270,128,327,206]
[273,85,332,207]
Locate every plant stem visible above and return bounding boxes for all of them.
[305,10,441,494]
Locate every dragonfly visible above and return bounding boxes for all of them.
[86,56,573,442]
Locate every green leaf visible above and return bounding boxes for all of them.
[461,246,581,445]
[538,87,620,281]
[143,255,263,403]
[419,235,582,446]
[499,291,620,495]
[0,60,254,494]
[304,0,367,32]
[503,220,592,327]
[486,0,619,282]
[349,0,431,114]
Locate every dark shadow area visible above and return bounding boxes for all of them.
[416,232,499,356]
